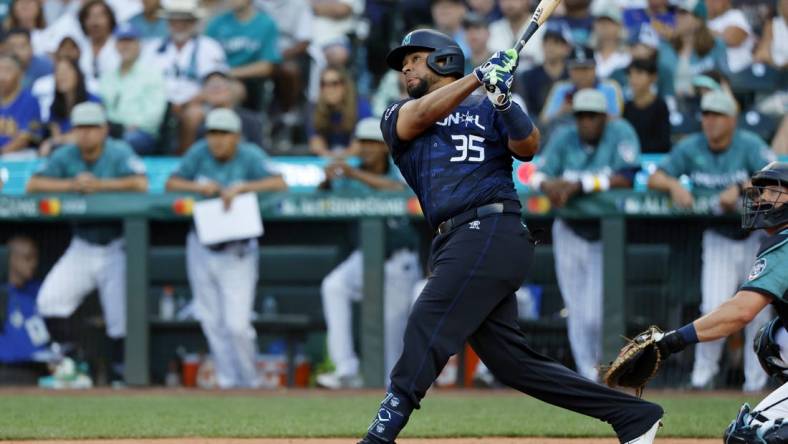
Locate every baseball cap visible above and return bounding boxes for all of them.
[71,102,107,127]
[159,0,205,20]
[543,21,572,44]
[700,91,737,116]
[567,45,596,68]
[572,88,608,114]
[205,108,241,133]
[675,0,707,20]
[114,22,140,40]
[593,4,622,24]
[354,117,385,143]
[692,74,722,92]
[462,12,488,29]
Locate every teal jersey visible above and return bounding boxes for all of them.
[740,228,788,320]
[658,129,775,191]
[537,119,642,181]
[172,140,275,186]
[34,139,146,244]
[204,11,281,68]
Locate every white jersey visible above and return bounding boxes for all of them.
[144,35,227,105]
[708,9,755,73]
[256,0,314,53]
[772,16,788,67]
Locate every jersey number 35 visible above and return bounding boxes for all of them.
[450,135,485,163]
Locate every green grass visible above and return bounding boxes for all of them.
[0,391,760,440]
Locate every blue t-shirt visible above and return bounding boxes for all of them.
[0,88,41,147]
[128,13,170,40]
[381,94,522,229]
[23,55,54,90]
[204,10,281,68]
[0,280,46,363]
[550,16,594,47]
[622,10,675,39]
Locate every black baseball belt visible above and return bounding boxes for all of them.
[436,201,522,235]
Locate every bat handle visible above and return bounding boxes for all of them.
[514,21,539,53]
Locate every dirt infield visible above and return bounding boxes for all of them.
[7,438,721,443]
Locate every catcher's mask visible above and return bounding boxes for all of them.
[754,317,788,383]
[743,162,788,231]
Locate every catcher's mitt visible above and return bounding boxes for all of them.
[602,326,665,396]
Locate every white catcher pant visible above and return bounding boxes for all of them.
[321,248,421,382]
[552,219,603,381]
[37,237,126,338]
[187,232,259,389]
[743,327,788,426]
[692,229,771,391]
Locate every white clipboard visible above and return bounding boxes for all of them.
[193,192,263,245]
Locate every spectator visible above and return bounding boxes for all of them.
[145,0,226,153]
[0,54,41,156]
[621,0,675,41]
[462,12,491,75]
[257,0,313,145]
[626,24,674,98]
[40,57,99,156]
[488,0,545,71]
[183,70,263,147]
[4,0,47,54]
[99,23,167,155]
[706,0,755,74]
[309,66,371,157]
[204,0,280,111]
[370,69,406,118]
[467,0,501,23]
[540,45,623,124]
[430,0,470,59]
[556,0,594,47]
[42,0,80,29]
[623,58,670,153]
[664,0,728,98]
[592,5,630,80]
[753,0,787,69]
[4,27,52,89]
[529,88,641,381]
[127,0,169,41]
[518,20,570,117]
[647,91,777,391]
[77,0,119,92]
[317,117,421,388]
[165,108,286,389]
[27,102,148,384]
[29,36,81,124]
[0,235,48,385]
[310,0,363,68]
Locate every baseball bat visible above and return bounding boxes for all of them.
[514,0,563,53]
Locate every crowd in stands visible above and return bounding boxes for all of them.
[0,0,786,389]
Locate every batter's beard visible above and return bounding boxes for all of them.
[407,78,430,98]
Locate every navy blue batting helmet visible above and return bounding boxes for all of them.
[386,29,465,78]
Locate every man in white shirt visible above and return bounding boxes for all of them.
[143,0,227,152]
[707,0,754,73]
[487,0,545,71]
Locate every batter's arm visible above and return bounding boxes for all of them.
[507,125,540,158]
[692,290,772,342]
[396,75,481,142]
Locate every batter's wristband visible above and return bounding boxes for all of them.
[497,103,534,140]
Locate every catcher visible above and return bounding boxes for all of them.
[605,161,788,443]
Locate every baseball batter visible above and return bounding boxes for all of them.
[651,161,788,442]
[358,29,662,444]
[530,88,642,381]
[165,108,287,388]
[648,91,777,391]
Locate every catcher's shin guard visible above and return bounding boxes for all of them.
[724,404,788,443]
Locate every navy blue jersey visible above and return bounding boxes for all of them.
[381,94,522,228]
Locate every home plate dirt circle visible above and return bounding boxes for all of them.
[4,438,720,443]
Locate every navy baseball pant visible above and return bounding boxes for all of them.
[364,211,662,443]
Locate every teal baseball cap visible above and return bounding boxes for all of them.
[205,108,241,133]
[70,102,107,127]
[701,91,737,116]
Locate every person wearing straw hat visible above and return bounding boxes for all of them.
[166,108,286,388]
[144,0,227,151]
[27,101,148,384]
[530,88,642,382]
[648,90,778,392]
